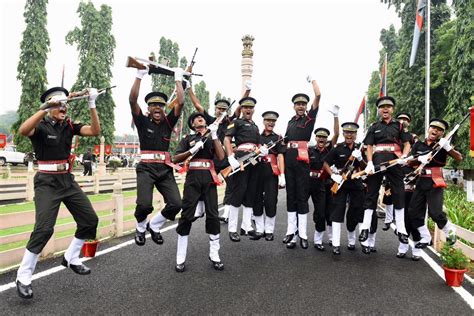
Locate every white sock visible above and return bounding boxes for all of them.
[442,221,456,235]
[361,209,373,230]
[297,214,308,240]
[360,240,369,247]
[314,231,324,244]
[228,205,240,233]
[176,235,188,264]
[394,208,407,235]
[64,237,85,265]
[241,207,253,232]
[417,225,432,243]
[286,212,297,235]
[368,233,376,248]
[209,234,220,262]
[327,225,333,242]
[16,249,39,285]
[254,215,264,233]
[194,201,205,218]
[347,230,356,246]
[385,204,394,223]
[136,219,147,233]
[332,222,342,247]
[149,212,167,231]
[398,242,409,254]
[264,216,276,234]
[222,205,230,219]
[412,246,422,257]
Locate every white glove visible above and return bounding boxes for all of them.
[306,75,313,83]
[351,148,362,161]
[397,154,408,166]
[209,123,218,140]
[330,165,339,174]
[87,88,99,109]
[189,140,204,155]
[174,68,184,82]
[331,173,343,184]
[245,80,252,90]
[438,137,452,152]
[328,104,340,117]
[183,79,191,91]
[259,145,269,157]
[228,154,240,170]
[136,66,149,79]
[417,153,430,165]
[365,161,375,175]
[278,174,286,188]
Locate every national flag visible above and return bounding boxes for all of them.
[379,54,387,97]
[409,0,426,67]
[354,96,366,124]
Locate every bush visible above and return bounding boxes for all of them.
[439,243,471,270]
[444,186,474,231]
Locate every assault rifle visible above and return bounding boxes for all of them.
[39,86,116,110]
[330,143,362,194]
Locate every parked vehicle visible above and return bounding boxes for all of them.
[0,146,27,166]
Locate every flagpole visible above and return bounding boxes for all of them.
[364,94,368,132]
[425,0,430,135]
[384,53,388,95]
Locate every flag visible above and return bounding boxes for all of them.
[379,54,387,97]
[409,0,426,67]
[354,96,366,123]
[470,106,474,157]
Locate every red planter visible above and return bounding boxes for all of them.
[82,240,99,258]
[443,266,467,287]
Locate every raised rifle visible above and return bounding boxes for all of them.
[125,55,202,79]
[39,86,116,110]
[330,143,361,194]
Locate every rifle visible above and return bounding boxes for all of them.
[403,111,470,184]
[125,55,203,79]
[39,86,116,110]
[220,136,287,179]
[330,143,361,194]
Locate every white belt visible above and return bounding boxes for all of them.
[310,171,322,178]
[237,143,257,151]
[83,160,91,162]
[287,143,300,149]
[141,153,166,160]
[422,169,433,175]
[374,146,396,152]
[189,161,212,168]
[38,163,69,171]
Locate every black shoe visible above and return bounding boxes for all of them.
[411,255,421,261]
[247,230,257,237]
[446,232,457,246]
[175,263,185,272]
[148,226,164,245]
[382,223,391,231]
[218,216,228,223]
[333,246,341,255]
[300,238,308,249]
[61,257,91,275]
[361,246,371,255]
[209,257,224,271]
[398,233,409,244]
[240,228,248,236]
[347,244,356,251]
[229,232,240,242]
[282,234,294,244]
[328,241,333,247]
[396,252,406,258]
[415,242,429,249]
[370,247,377,253]
[250,232,264,240]
[16,280,33,299]
[314,243,325,251]
[265,233,274,241]
[359,229,369,242]
[286,241,296,249]
[134,229,146,246]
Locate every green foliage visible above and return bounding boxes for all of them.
[444,186,474,231]
[66,2,116,154]
[439,242,471,270]
[12,0,50,152]
[0,111,19,135]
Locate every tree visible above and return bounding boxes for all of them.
[0,111,19,135]
[11,0,50,153]
[66,2,116,154]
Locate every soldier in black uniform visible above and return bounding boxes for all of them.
[16,87,101,299]
[308,105,339,250]
[361,96,411,249]
[82,148,94,176]
[251,111,286,241]
[173,112,225,272]
[283,77,321,249]
[323,122,365,255]
[224,97,268,242]
[130,66,185,246]
[407,119,462,258]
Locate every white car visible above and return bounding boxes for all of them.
[0,146,26,166]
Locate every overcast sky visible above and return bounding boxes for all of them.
[1,0,401,137]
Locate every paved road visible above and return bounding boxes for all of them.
[1,191,473,314]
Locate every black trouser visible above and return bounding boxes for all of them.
[363,155,405,210]
[408,178,447,231]
[309,178,332,232]
[83,162,92,176]
[254,162,278,217]
[403,190,421,240]
[226,163,258,208]
[285,149,310,214]
[27,172,98,254]
[331,180,364,232]
[135,162,182,223]
[176,170,220,236]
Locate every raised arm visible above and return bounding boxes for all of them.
[188,85,204,113]
[173,68,185,117]
[80,88,101,136]
[311,79,321,110]
[19,110,48,137]
[328,105,340,146]
[129,67,148,116]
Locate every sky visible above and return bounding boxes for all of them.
[1,0,401,138]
